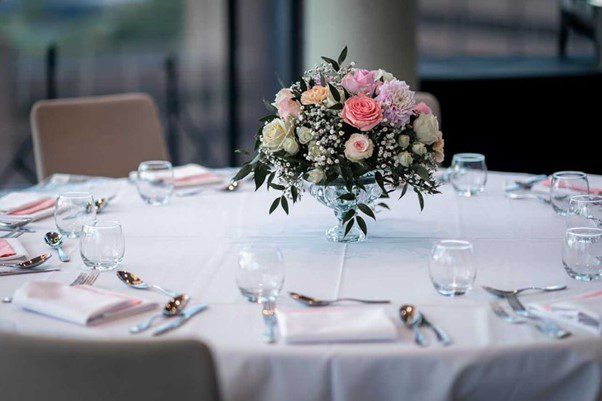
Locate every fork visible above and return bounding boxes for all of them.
[490,301,527,324]
[2,270,100,304]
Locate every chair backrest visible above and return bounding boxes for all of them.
[415,91,441,122]
[31,93,170,181]
[0,333,220,401]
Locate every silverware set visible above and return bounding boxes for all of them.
[505,175,550,204]
[483,284,571,339]
[262,300,278,344]
[400,304,452,347]
[0,217,35,238]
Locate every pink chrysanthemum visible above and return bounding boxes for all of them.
[375,80,416,128]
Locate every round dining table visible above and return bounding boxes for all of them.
[1,170,601,401]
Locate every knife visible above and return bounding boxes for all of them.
[0,268,61,277]
[506,294,571,339]
[152,304,208,336]
[505,174,548,192]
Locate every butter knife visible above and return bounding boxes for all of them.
[152,304,208,336]
[506,294,571,339]
[0,268,61,277]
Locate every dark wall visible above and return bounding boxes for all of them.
[422,73,602,175]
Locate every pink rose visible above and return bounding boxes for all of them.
[344,133,374,162]
[341,94,383,131]
[273,88,301,119]
[413,102,432,115]
[342,69,378,96]
[432,131,445,163]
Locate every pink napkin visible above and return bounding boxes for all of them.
[0,239,15,258]
[175,173,221,187]
[9,198,55,215]
[541,179,602,195]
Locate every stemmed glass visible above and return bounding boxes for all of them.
[79,220,125,271]
[236,245,284,303]
[429,240,477,296]
[550,171,589,215]
[450,153,487,196]
[136,161,174,206]
[54,192,96,238]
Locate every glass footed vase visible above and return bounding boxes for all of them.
[309,173,383,243]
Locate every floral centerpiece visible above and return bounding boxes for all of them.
[234,47,444,242]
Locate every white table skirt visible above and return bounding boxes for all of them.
[1,170,602,401]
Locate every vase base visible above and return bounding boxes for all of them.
[326,225,366,243]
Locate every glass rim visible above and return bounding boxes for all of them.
[452,153,485,162]
[566,227,602,238]
[138,160,172,169]
[57,191,93,199]
[569,194,602,204]
[552,171,587,179]
[434,239,473,250]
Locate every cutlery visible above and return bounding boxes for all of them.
[0,227,35,234]
[481,284,567,297]
[420,313,452,346]
[289,291,390,307]
[507,175,548,191]
[1,230,25,239]
[262,300,278,344]
[0,218,32,230]
[44,232,70,262]
[0,253,52,269]
[0,267,60,279]
[505,192,551,204]
[94,196,115,213]
[3,269,95,304]
[399,304,428,347]
[116,271,177,297]
[130,294,190,334]
[490,301,527,324]
[153,303,208,336]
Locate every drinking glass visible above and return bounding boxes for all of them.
[236,245,284,303]
[54,192,96,238]
[80,220,125,271]
[429,240,477,296]
[562,227,602,281]
[450,153,487,196]
[550,171,589,216]
[136,160,174,205]
[567,195,602,229]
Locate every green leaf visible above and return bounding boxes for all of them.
[269,183,285,191]
[337,46,348,66]
[321,56,340,71]
[232,163,253,181]
[328,83,340,102]
[374,171,386,193]
[254,165,268,191]
[291,186,298,203]
[308,77,315,87]
[356,215,367,235]
[343,209,355,223]
[338,193,356,201]
[412,164,431,181]
[358,203,375,220]
[281,196,289,214]
[267,172,276,189]
[377,202,390,210]
[399,182,409,199]
[344,219,355,236]
[329,103,344,110]
[269,197,280,214]
[299,78,307,92]
[414,188,424,211]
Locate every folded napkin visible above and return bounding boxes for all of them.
[540,179,602,196]
[278,307,398,343]
[0,238,28,261]
[12,281,157,326]
[529,290,602,335]
[0,192,55,220]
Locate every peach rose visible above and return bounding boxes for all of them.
[300,85,328,105]
[344,133,374,162]
[342,69,378,96]
[341,94,383,131]
[432,132,445,163]
[273,88,301,119]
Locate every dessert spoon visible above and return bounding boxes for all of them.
[117,271,177,297]
[130,294,190,334]
[289,291,390,307]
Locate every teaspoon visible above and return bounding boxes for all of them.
[0,253,52,269]
[44,232,70,262]
[289,291,390,307]
[400,304,429,347]
[129,294,190,333]
[117,271,177,297]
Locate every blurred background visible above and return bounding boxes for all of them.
[1,0,601,189]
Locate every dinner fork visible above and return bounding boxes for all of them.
[2,270,99,304]
[489,301,526,324]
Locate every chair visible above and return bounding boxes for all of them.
[415,91,441,121]
[31,93,170,181]
[0,333,221,401]
[559,0,602,67]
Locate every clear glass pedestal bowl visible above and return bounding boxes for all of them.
[309,173,383,243]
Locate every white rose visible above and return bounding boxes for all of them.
[297,126,315,145]
[344,133,374,162]
[375,69,395,82]
[308,141,322,158]
[307,168,325,184]
[397,151,413,167]
[412,143,427,156]
[282,136,300,155]
[398,134,410,149]
[413,113,439,145]
[261,118,292,151]
[325,85,346,107]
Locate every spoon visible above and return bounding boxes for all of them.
[44,232,70,262]
[400,304,429,347]
[289,291,390,307]
[94,195,116,213]
[0,253,52,269]
[117,271,177,297]
[129,294,190,334]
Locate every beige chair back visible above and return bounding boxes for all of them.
[415,91,441,121]
[31,93,169,181]
[0,333,220,401]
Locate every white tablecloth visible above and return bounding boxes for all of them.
[1,171,602,401]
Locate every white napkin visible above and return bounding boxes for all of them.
[278,306,398,343]
[0,192,55,221]
[12,281,157,326]
[0,238,28,261]
[529,290,602,335]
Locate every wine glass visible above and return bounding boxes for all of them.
[236,245,284,303]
